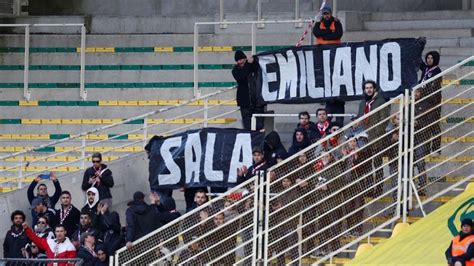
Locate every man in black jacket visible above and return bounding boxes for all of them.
[77,232,98,265]
[296,111,319,143]
[312,5,343,45]
[31,197,57,227]
[71,211,102,250]
[232,50,263,131]
[82,152,114,207]
[3,210,29,259]
[55,191,81,239]
[27,172,62,223]
[264,131,288,167]
[237,147,269,183]
[96,202,121,255]
[125,191,161,249]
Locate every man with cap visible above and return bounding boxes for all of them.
[125,191,161,249]
[313,5,343,45]
[27,172,62,225]
[446,219,474,266]
[232,50,264,131]
[237,147,269,183]
[31,197,58,228]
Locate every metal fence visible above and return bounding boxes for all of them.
[0,258,83,265]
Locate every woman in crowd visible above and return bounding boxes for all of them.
[34,216,55,240]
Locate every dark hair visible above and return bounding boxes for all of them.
[80,210,92,218]
[91,152,102,161]
[195,189,207,196]
[37,183,47,190]
[316,108,327,116]
[298,111,310,119]
[60,191,71,197]
[55,224,67,231]
[11,210,25,222]
[37,215,49,225]
[363,80,378,91]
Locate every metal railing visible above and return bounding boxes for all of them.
[115,93,406,265]
[408,56,474,211]
[0,23,86,100]
[0,258,83,265]
[250,113,356,131]
[0,87,238,188]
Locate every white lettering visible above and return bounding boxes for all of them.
[228,133,253,183]
[305,50,324,98]
[332,47,353,96]
[323,50,332,97]
[184,133,201,183]
[204,133,223,182]
[296,50,307,98]
[355,45,378,96]
[158,137,182,185]
[379,42,402,91]
[275,50,298,99]
[259,55,278,101]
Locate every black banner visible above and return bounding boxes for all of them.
[256,38,425,104]
[148,128,265,189]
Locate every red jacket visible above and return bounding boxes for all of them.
[25,227,77,265]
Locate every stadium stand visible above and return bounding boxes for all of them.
[0,1,473,264]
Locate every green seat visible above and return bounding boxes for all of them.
[173,47,193,52]
[50,134,70,140]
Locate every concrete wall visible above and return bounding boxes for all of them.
[0,152,150,257]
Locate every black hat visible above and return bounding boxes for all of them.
[252,146,264,155]
[321,6,332,13]
[234,50,246,62]
[133,191,145,201]
[461,218,473,228]
[31,197,45,209]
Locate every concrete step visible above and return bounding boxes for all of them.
[370,11,474,21]
[343,29,473,42]
[364,19,474,31]
[441,47,474,56]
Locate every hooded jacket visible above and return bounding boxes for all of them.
[288,128,311,156]
[155,196,181,225]
[125,200,161,242]
[264,131,288,166]
[296,121,320,143]
[81,187,100,226]
[96,210,121,254]
[232,58,259,107]
[82,164,114,200]
[419,51,442,106]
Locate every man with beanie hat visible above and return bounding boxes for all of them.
[446,218,474,266]
[232,50,264,131]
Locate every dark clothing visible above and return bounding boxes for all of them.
[154,196,181,225]
[419,55,443,153]
[56,206,81,239]
[288,128,311,156]
[81,204,99,227]
[82,164,114,201]
[326,99,346,126]
[72,226,102,247]
[445,232,474,265]
[239,160,269,183]
[240,106,264,131]
[125,200,161,242]
[184,187,208,212]
[27,180,62,222]
[264,131,288,167]
[96,211,121,254]
[232,59,258,108]
[177,247,207,265]
[296,121,319,143]
[36,208,58,229]
[3,226,29,258]
[77,246,98,266]
[312,17,343,41]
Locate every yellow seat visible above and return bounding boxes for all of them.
[41,119,61,124]
[76,47,96,53]
[61,119,82,124]
[98,101,118,106]
[198,46,213,52]
[212,46,233,52]
[154,47,173,52]
[117,100,138,106]
[95,47,115,52]
[355,243,374,258]
[466,183,474,192]
[391,223,410,238]
[22,119,41,124]
[87,134,108,140]
[81,119,103,124]
[102,119,123,124]
[138,100,158,106]
[0,134,12,139]
[19,101,38,106]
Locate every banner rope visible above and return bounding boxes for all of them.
[295,0,326,47]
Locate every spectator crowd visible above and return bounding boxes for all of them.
[2,4,448,264]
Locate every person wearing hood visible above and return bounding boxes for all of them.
[82,152,114,207]
[288,128,311,156]
[72,211,102,250]
[125,191,161,249]
[264,131,288,167]
[357,80,390,198]
[27,172,62,224]
[446,219,474,266]
[3,210,29,259]
[232,50,264,131]
[94,245,109,266]
[419,51,442,155]
[153,195,181,225]
[237,147,269,183]
[313,5,343,45]
[96,201,121,255]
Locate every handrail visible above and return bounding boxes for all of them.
[0,86,236,161]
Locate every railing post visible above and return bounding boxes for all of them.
[333,0,338,16]
[396,95,404,219]
[251,114,257,131]
[18,155,24,189]
[251,22,256,56]
[257,0,265,28]
[79,24,87,100]
[263,170,270,265]
[251,176,259,264]
[257,171,265,262]
[143,118,148,147]
[80,138,86,170]
[219,0,227,29]
[23,25,30,100]
[193,23,200,97]
[402,90,409,223]
[294,0,303,28]
[203,98,208,128]
[297,214,303,266]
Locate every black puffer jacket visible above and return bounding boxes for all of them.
[82,164,114,200]
[3,225,29,258]
[125,200,161,242]
[264,131,288,166]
